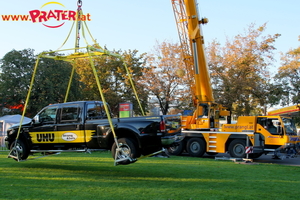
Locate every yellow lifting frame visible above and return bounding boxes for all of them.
[9,5,145,165]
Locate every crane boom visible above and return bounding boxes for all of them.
[172,0,213,103]
[172,0,229,129]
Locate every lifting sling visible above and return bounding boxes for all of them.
[8,0,147,165]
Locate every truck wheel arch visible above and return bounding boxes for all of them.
[106,128,140,147]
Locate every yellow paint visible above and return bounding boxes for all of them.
[40,2,65,9]
[29,130,94,144]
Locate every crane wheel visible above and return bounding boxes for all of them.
[186,138,205,157]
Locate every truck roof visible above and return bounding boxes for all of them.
[46,101,104,107]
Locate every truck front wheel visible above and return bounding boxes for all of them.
[10,139,29,161]
[111,138,139,165]
[186,138,206,157]
[228,139,246,158]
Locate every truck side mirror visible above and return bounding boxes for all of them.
[32,115,41,125]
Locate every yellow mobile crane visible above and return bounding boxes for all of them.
[170,0,300,159]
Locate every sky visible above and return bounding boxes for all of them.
[0,0,299,72]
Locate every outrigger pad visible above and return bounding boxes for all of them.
[7,154,21,162]
[114,156,137,166]
[114,146,137,166]
[114,148,169,166]
[8,147,22,162]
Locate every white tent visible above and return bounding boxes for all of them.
[0,115,31,147]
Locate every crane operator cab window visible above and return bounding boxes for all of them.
[266,120,277,134]
[198,103,209,118]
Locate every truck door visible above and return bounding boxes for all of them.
[30,105,58,144]
[257,117,285,145]
[85,102,108,148]
[56,103,85,144]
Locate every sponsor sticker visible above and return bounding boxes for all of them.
[62,132,78,141]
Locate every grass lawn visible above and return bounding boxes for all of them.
[1,151,300,200]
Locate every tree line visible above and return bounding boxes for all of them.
[0,24,299,121]
[0,49,148,117]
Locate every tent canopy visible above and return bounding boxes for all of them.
[0,115,31,147]
[0,114,31,136]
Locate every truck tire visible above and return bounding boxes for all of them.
[10,139,29,161]
[167,140,184,156]
[186,138,206,157]
[228,139,246,158]
[111,138,139,165]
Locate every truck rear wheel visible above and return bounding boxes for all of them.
[111,138,139,165]
[228,139,246,158]
[186,138,205,157]
[10,139,29,161]
[167,140,184,155]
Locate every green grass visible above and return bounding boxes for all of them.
[1,151,300,200]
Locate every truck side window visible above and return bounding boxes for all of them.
[87,103,107,120]
[257,118,266,128]
[61,104,80,122]
[39,106,58,124]
[257,118,279,135]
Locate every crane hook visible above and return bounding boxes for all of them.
[77,0,82,7]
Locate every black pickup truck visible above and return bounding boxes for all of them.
[5,101,181,164]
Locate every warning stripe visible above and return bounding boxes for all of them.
[245,146,253,154]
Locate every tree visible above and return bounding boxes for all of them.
[273,37,300,126]
[75,49,148,116]
[0,49,83,116]
[274,36,300,106]
[142,41,190,115]
[0,49,35,115]
[29,52,83,115]
[207,23,280,116]
[120,50,149,116]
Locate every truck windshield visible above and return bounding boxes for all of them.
[282,117,297,135]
